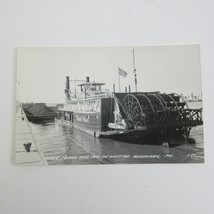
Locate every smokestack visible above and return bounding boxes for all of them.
[65,76,70,100]
[65,76,70,90]
[125,87,127,93]
[129,85,131,92]
[113,84,115,93]
[86,77,90,83]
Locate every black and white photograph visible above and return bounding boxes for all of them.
[2,1,214,213]
[15,45,204,165]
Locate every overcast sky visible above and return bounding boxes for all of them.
[17,45,202,103]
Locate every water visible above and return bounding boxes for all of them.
[29,102,204,165]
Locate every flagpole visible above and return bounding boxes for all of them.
[133,49,137,92]
[118,66,121,92]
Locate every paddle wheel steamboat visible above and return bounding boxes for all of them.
[56,76,203,145]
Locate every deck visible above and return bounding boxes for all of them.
[15,107,47,166]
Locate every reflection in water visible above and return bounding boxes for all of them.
[30,120,204,165]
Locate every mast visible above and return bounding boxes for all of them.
[118,66,121,92]
[133,49,138,92]
[74,77,77,97]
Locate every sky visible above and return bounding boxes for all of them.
[16,45,202,103]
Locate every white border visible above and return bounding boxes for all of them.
[0,1,214,213]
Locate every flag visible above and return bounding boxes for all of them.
[118,67,127,77]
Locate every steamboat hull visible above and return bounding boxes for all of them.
[99,120,203,146]
[57,97,112,135]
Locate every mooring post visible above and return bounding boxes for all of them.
[23,142,32,152]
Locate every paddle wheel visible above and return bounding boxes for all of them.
[114,92,203,136]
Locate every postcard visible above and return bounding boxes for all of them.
[15,45,204,165]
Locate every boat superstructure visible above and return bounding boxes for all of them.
[56,76,112,135]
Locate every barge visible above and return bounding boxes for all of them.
[23,103,57,123]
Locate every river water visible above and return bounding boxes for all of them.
[29,102,204,165]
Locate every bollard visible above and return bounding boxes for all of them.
[187,138,196,144]
[23,143,32,152]
[162,142,169,148]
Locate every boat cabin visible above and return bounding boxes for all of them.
[78,77,107,99]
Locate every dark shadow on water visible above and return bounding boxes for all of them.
[29,121,204,164]
[105,133,191,148]
[29,120,55,126]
